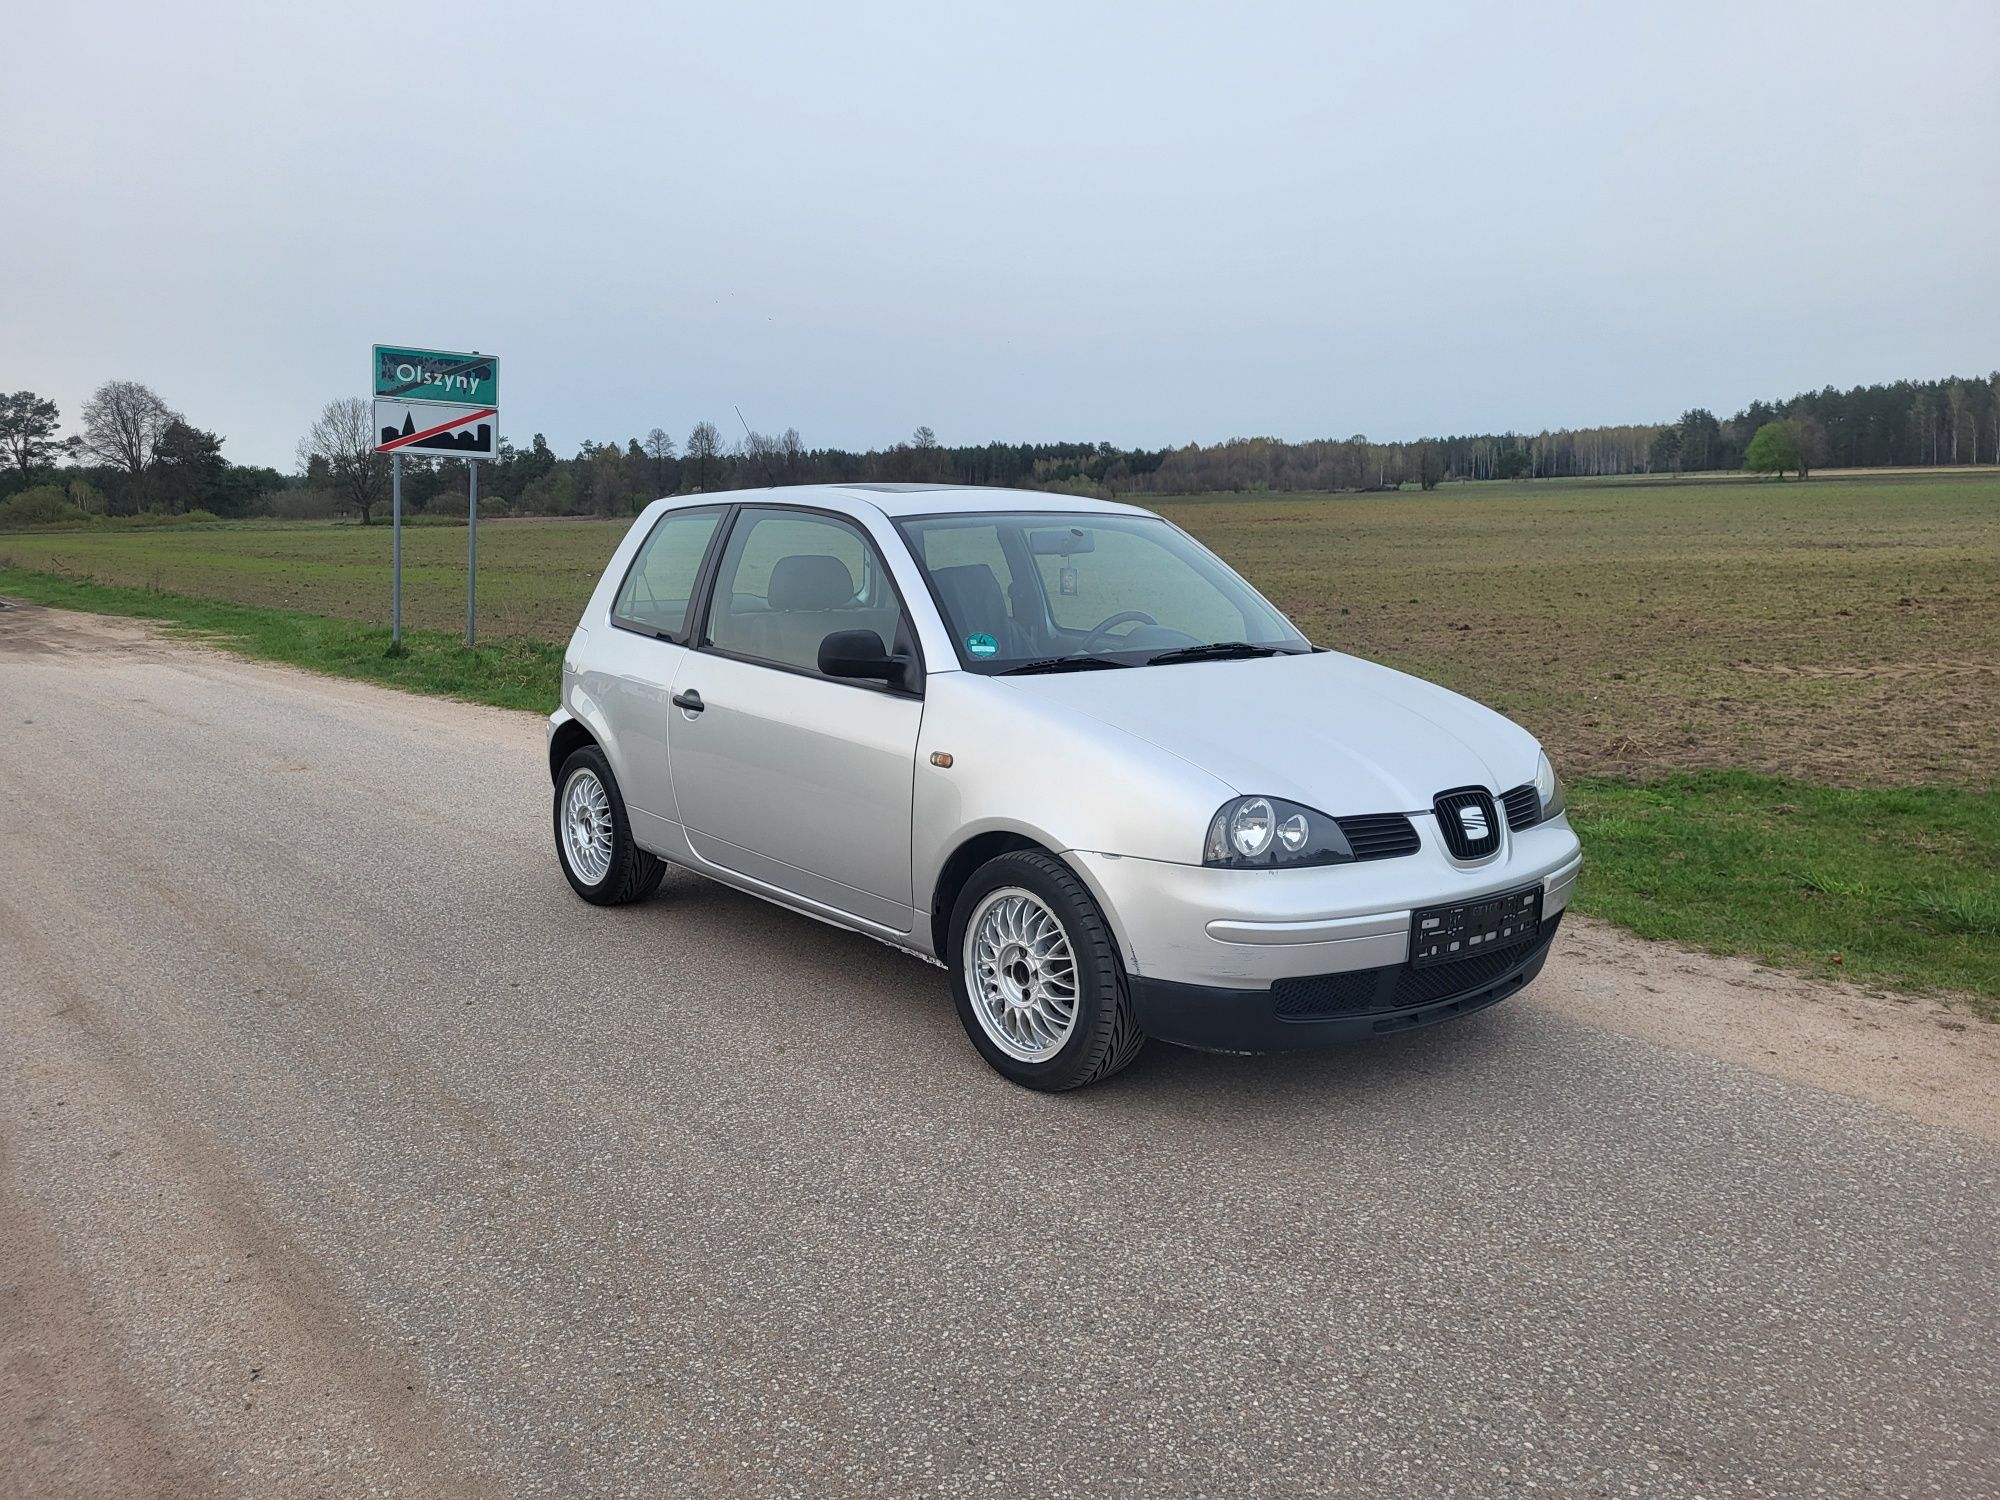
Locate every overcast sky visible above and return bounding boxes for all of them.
[6,1,1998,469]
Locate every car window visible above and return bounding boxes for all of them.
[911,521,1027,657]
[917,523,1017,597]
[704,508,909,677]
[611,506,723,641]
[1035,523,1247,641]
[898,511,1304,670]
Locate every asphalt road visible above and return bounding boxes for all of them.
[2,605,1996,1499]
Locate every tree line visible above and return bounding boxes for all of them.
[3,368,1997,526]
[0,383,286,524]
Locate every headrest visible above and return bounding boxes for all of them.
[768,554,855,612]
[931,563,1006,628]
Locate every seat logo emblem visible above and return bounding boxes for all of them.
[1458,804,1491,841]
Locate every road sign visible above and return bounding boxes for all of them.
[372,345,499,408]
[373,397,499,460]
[374,341,500,652]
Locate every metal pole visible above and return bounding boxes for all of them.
[391,452,403,650]
[466,459,478,647]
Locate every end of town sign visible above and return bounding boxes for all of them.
[372,345,499,460]
[374,346,497,407]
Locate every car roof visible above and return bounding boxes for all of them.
[654,483,1158,521]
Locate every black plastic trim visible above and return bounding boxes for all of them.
[1500,783,1541,831]
[1334,811,1422,861]
[1128,915,1561,1053]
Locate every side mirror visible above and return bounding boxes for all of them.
[818,628,909,687]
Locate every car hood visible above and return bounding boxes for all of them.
[993,651,1540,816]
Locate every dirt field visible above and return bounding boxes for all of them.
[3,471,1995,786]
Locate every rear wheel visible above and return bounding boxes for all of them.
[948,850,1144,1090]
[554,745,663,905]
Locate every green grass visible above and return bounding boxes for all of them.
[0,567,561,711]
[1568,772,1998,1013]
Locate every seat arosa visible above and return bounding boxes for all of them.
[548,485,1581,1090]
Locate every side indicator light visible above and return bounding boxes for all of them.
[930,752,954,768]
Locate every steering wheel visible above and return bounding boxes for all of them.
[1080,610,1158,653]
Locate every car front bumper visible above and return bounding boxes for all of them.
[1065,816,1581,1052]
[1126,911,1564,1051]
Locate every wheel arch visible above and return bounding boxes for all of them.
[548,715,600,784]
[928,828,1133,973]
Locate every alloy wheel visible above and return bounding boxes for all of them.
[964,887,1080,1062]
[562,767,615,886]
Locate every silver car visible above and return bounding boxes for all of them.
[548,484,1581,1090]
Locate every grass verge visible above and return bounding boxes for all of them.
[5,567,1993,1014]
[1569,772,1997,1014]
[0,567,561,712]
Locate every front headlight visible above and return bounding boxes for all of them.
[1203,796,1354,868]
[1533,751,1567,821]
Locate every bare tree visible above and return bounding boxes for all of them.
[586,441,627,515]
[736,428,785,486]
[908,425,947,481]
[79,380,178,476]
[298,397,389,524]
[1990,372,2000,464]
[780,426,804,481]
[685,420,721,491]
[643,426,676,494]
[1946,382,1968,465]
[1908,392,1935,465]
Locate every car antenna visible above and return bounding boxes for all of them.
[735,405,780,487]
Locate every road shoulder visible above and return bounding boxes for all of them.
[1535,915,2000,1144]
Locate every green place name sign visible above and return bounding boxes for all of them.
[372,345,499,407]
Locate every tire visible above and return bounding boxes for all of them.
[553,745,664,906]
[948,849,1145,1091]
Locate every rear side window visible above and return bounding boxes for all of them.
[610,507,723,641]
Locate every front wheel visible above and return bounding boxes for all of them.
[948,850,1145,1090]
[554,745,664,905]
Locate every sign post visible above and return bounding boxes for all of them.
[372,345,499,650]
[391,453,403,650]
[466,461,478,646]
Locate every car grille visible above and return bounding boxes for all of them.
[1335,812,1420,861]
[1500,783,1541,831]
[1272,914,1563,1018]
[1431,786,1502,860]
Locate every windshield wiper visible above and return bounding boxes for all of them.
[999,654,1132,676]
[1144,641,1298,666]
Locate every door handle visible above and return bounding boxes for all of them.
[671,689,704,714]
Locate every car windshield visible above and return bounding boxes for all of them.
[897,510,1310,673]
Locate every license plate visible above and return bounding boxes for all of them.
[1409,885,1543,968]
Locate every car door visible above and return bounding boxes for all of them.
[667,505,923,932]
[581,504,727,842]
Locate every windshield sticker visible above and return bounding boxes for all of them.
[966,632,999,658]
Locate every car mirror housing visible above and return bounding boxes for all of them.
[819,628,909,687]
